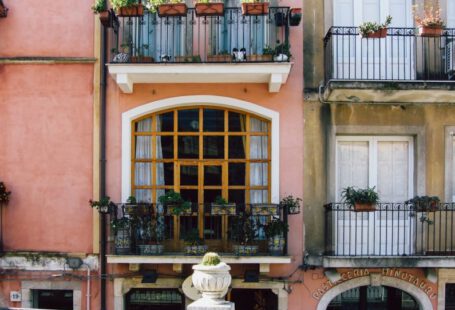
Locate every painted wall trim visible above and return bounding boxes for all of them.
[0,57,97,64]
[122,95,280,203]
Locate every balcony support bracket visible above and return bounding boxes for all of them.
[129,263,140,272]
[116,73,133,94]
[259,263,270,274]
[173,263,183,273]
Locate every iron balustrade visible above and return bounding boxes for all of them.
[108,7,290,64]
[107,203,288,255]
[325,203,455,257]
[324,27,455,82]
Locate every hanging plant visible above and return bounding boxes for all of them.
[0,182,11,205]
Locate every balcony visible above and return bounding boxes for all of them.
[323,203,455,268]
[106,203,292,269]
[107,7,293,93]
[322,27,455,103]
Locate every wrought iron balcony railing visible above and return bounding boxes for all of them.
[108,7,290,64]
[107,203,289,256]
[324,27,455,82]
[325,203,455,257]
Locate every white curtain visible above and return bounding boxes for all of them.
[135,118,152,202]
[249,118,268,204]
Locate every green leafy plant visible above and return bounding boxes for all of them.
[230,213,258,245]
[158,190,191,215]
[406,196,440,212]
[341,186,379,205]
[92,0,106,13]
[89,196,111,211]
[214,196,228,206]
[110,0,141,10]
[201,252,221,266]
[280,195,302,214]
[274,40,291,58]
[111,217,131,233]
[262,45,275,56]
[264,218,288,239]
[126,196,137,204]
[358,15,392,37]
[0,182,11,205]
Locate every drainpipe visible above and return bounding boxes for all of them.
[99,6,108,310]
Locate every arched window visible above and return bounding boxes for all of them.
[131,107,271,205]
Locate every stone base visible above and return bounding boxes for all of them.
[187,298,235,310]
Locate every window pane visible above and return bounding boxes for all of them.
[204,189,222,204]
[229,163,245,186]
[135,189,152,203]
[135,117,152,132]
[180,189,198,203]
[250,136,268,159]
[250,117,268,132]
[250,190,268,203]
[228,112,246,132]
[178,136,199,159]
[180,165,198,186]
[204,166,222,186]
[156,112,174,132]
[135,163,151,185]
[250,163,268,186]
[228,136,246,159]
[229,190,245,204]
[178,109,199,132]
[204,136,224,159]
[156,136,173,159]
[135,136,152,159]
[156,163,174,186]
[204,109,224,132]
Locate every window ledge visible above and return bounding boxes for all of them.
[107,62,293,93]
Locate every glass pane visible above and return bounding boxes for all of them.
[180,217,198,239]
[250,136,268,159]
[228,112,246,132]
[180,165,198,186]
[228,136,246,159]
[204,216,221,239]
[135,136,152,159]
[250,163,268,186]
[229,163,245,186]
[204,189,222,204]
[178,109,199,132]
[250,117,268,132]
[204,166,222,186]
[204,109,224,132]
[135,117,152,132]
[178,136,199,159]
[135,163,151,185]
[229,190,245,204]
[156,112,174,132]
[134,189,152,203]
[156,136,173,159]
[203,136,224,159]
[156,162,174,186]
[180,189,198,204]
[250,190,268,203]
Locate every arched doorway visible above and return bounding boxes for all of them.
[327,285,418,310]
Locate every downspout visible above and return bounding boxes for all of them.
[99,6,108,310]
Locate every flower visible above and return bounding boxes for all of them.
[413,4,445,28]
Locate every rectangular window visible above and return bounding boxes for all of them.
[32,290,73,310]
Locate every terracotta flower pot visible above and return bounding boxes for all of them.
[362,28,387,39]
[206,55,232,63]
[158,3,188,17]
[99,10,111,27]
[241,2,269,16]
[247,54,259,62]
[130,56,154,63]
[418,26,443,37]
[354,203,376,212]
[289,8,302,26]
[117,4,144,17]
[195,2,225,17]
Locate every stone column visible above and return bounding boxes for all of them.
[187,253,235,310]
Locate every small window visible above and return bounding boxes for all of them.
[447,284,455,309]
[32,289,73,310]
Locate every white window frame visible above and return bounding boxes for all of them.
[445,127,455,202]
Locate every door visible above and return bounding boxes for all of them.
[335,136,414,255]
[333,0,414,80]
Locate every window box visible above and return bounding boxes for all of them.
[195,2,224,17]
[353,203,376,212]
[158,3,188,17]
[138,244,164,255]
[207,54,232,63]
[247,54,273,62]
[211,203,237,215]
[418,26,443,37]
[241,2,269,16]
[130,56,154,63]
[175,55,202,63]
[233,244,259,255]
[184,244,208,255]
[251,204,278,216]
[117,4,144,17]
[362,28,387,39]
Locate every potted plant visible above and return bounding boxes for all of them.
[131,44,154,63]
[154,0,188,17]
[413,4,445,37]
[124,195,153,216]
[195,0,224,17]
[406,196,440,212]
[110,0,144,17]
[358,15,392,39]
[241,0,269,16]
[260,45,274,62]
[280,195,302,214]
[175,55,202,63]
[138,211,165,254]
[184,229,208,255]
[251,203,278,215]
[274,41,291,62]
[264,218,288,256]
[158,190,192,215]
[230,213,258,255]
[207,51,232,63]
[341,186,379,212]
[0,182,11,206]
[111,216,131,254]
[92,0,112,27]
[289,8,302,26]
[211,196,236,215]
[89,196,113,214]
